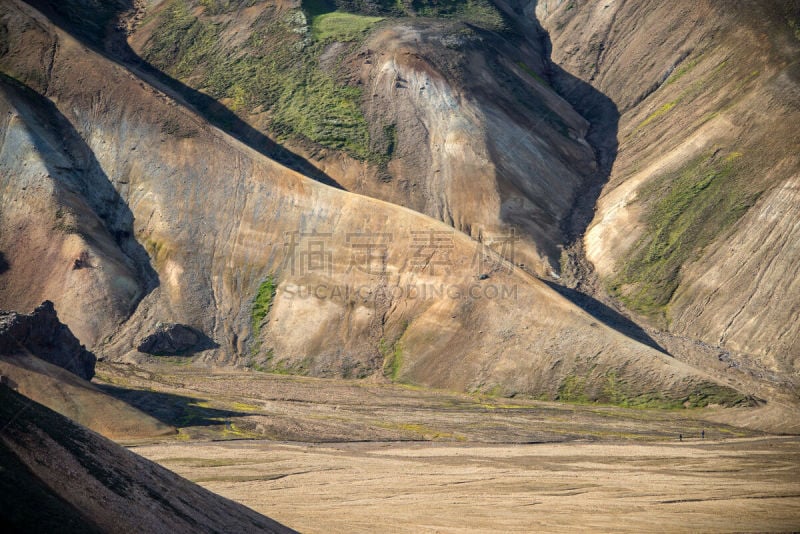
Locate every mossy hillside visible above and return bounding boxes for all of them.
[630,56,740,136]
[144,0,374,158]
[410,0,505,30]
[248,277,316,375]
[311,11,385,41]
[379,319,409,380]
[143,0,505,160]
[609,151,760,321]
[380,337,404,380]
[323,0,505,30]
[556,372,751,409]
[198,0,258,14]
[516,61,550,87]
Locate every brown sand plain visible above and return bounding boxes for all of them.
[96,362,800,532]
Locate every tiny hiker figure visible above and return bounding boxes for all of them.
[702,429,705,439]
[679,433,683,441]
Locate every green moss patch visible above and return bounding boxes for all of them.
[556,374,590,403]
[516,61,549,86]
[636,100,677,130]
[251,276,276,334]
[380,338,404,380]
[609,151,760,320]
[557,372,750,409]
[311,11,384,41]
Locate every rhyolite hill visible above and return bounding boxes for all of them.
[1,0,798,413]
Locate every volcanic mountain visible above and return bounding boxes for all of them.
[1,0,797,414]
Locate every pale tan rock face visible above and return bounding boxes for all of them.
[350,23,598,276]
[0,0,737,403]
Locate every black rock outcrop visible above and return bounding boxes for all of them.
[0,301,96,380]
[137,323,214,356]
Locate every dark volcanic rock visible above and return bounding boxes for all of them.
[137,323,214,356]
[0,301,96,380]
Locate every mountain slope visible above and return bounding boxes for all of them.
[534,0,800,382]
[0,384,293,532]
[126,0,800,389]
[0,0,744,406]
[0,352,175,440]
[128,0,604,276]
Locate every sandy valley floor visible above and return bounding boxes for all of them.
[135,437,800,533]
[101,362,800,533]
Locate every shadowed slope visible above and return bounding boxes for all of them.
[0,73,157,347]
[0,353,175,440]
[0,385,295,532]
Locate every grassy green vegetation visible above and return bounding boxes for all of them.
[268,356,313,375]
[144,0,506,158]
[320,0,505,30]
[198,0,258,14]
[665,55,701,85]
[311,11,384,41]
[230,401,262,412]
[788,17,800,41]
[145,0,374,158]
[609,151,759,320]
[160,116,198,138]
[380,338,404,380]
[143,237,175,269]
[411,0,505,30]
[244,352,273,373]
[382,123,397,159]
[247,345,312,375]
[632,58,734,136]
[681,383,751,408]
[221,422,262,439]
[556,374,590,403]
[53,208,80,234]
[251,276,276,334]
[557,372,750,409]
[635,100,677,131]
[156,355,194,366]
